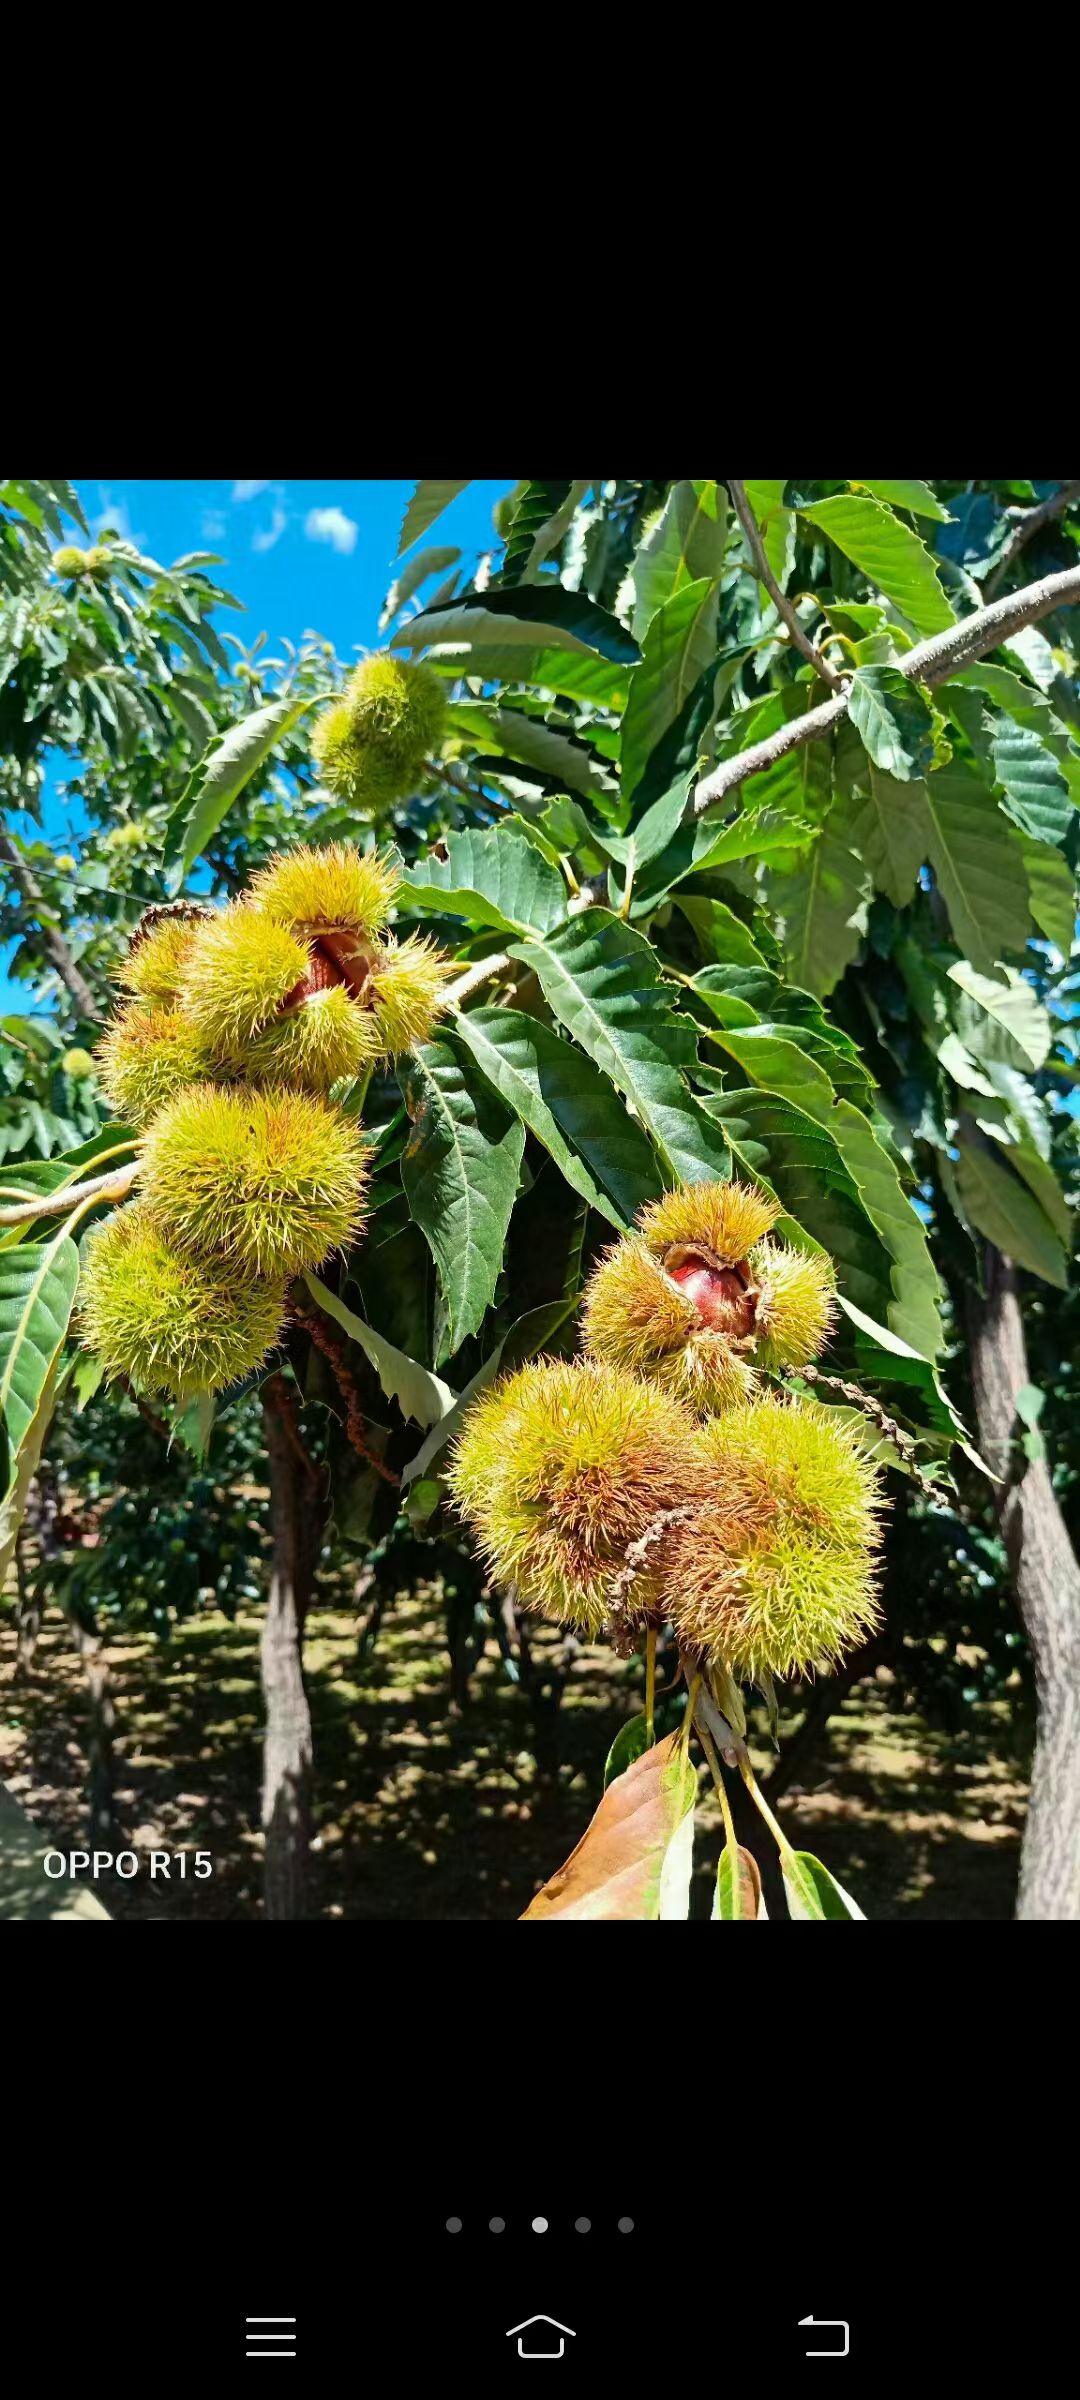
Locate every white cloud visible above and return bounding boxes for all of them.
[305,505,359,557]
[252,502,288,555]
[91,486,136,544]
[233,479,272,503]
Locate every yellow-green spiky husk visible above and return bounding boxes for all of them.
[250,843,400,940]
[448,1357,703,1637]
[78,1202,286,1401]
[310,656,445,808]
[62,1047,95,1079]
[343,651,447,764]
[138,1082,370,1279]
[365,934,452,1057]
[636,1179,780,1265]
[97,1006,210,1127]
[119,913,208,1005]
[243,985,381,1093]
[663,1395,886,1683]
[53,546,87,578]
[85,547,113,577]
[748,1239,837,1371]
[182,905,311,1061]
[580,1236,758,1415]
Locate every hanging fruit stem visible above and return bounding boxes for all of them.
[694,1707,740,1853]
[737,1751,799,1874]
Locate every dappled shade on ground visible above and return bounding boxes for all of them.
[0,1592,1029,1920]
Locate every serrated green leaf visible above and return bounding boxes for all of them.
[952,1135,1068,1288]
[783,1850,866,1919]
[1,1231,80,1499]
[990,715,1072,845]
[443,700,616,804]
[798,495,955,635]
[400,1042,525,1365]
[846,765,929,906]
[698,1022,839,1122]
[448,1006,660,1229]
[501,480,590,584]
[1015,834,1076,955]
[399,1297,577,1494]
[916,769,1034,972]
[674,896,773,970]
[632,480,727,636]
[393,584,640,668]
[398,823,568,937]
[304,1274,456,1427]
[171,1391,215,1461]
[163,694,319,883]
[506,910,733,1189]
[380,545,461,628]
[946,961,1052,1072]
[825,1101,944,1360]
[397,480,471,556]
[773,794,872,997]
[849,479,950,524]
[848,667,938,782]
[620,576,718,809]
[627,806,814,921]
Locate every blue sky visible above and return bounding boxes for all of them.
[2,477,511,1009]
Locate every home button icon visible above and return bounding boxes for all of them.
[506,2315,576,2361]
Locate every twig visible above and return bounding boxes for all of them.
[606,1505,696,1620]
[443,951,511,1008]
[285,1293,400,1486]
[263,1368,322,1492]
[691,560,1080,818]
[984,480,1080,599]
[117,1376,169,1440]
[0,1158,140,1227]
[729,479,843,688]
[785,1364,919,1467]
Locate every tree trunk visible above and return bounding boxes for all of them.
[966,1246,1080,1919]
[259,1380,322,1921]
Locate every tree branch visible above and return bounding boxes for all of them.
[0,831,101,1021]
[443,951,511,1007]
[729,479,843,688]
[0,1158,140,1226]
[984,480,1080,600]
[691,561,1080,819]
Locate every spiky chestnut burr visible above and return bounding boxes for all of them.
[310,653,446,807]
[242,983,382,1092]
[119,908,213,1006]
[448,1356,703,1637]
[581,1180,837,1411]
[52,546,87,578]
[97,1005,210,1127]
[250,843,400,946]
[662,1394,885,1683]
[78,1202,286,1401]
[138,1082,370,1280]
[181,905,312,1062]
[363,934,453,1059]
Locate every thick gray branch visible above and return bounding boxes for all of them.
[692,561,1080,819]
[729,479,842,688]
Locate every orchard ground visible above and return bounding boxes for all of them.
[1,1584,1028,1922]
